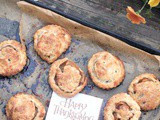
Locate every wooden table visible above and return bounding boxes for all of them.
[35,0,160,53]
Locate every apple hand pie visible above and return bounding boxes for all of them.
[88,51,125,90]
[128,73,160,111]
[104,93,141,120]
[49,58,87,98]
[0,40,27,76]
[6,93,46,120]
[34,25,71,63]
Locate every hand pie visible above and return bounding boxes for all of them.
[88,51,125,89]
[104,93,141,120]
[34,25,71,63]
[49,58,87,98]
[6,93,46,120]
[0,40,27,76]
[128,73,160,111]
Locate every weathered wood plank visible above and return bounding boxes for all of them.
[37,0,160,51]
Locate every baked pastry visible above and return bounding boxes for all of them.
[49,58,87,98]
[34,25,71,63]
[88,51,125,89]
[104,93,141,120]
[0,40,27,76]
[6,93,46,120]
[128,73,160,111]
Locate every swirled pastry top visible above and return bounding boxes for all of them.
[88,51,125,89]
[104,93,141,120]
[0,40,27,76]
[49,58,87,98]
[6,93,46,120]
[128,73,160,111]
[34,25,71,63]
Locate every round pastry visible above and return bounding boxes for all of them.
[128,73,160,111]
[49,58,87,98]
[88,51,125,90]
[34,25,71,63]
[0,40,27,76]
[104,93,141,120]
[6,93,46,120]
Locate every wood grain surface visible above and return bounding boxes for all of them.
[36,0,160,51]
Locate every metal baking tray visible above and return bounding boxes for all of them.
[0,1,159,120]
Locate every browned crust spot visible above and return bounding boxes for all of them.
[49,58,88,98]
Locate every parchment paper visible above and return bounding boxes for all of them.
[0,1,159,120]
[17,1,160,120]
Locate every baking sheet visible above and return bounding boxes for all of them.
[0,1,159,120]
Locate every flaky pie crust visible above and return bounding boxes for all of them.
[49,58,87,98]
[34,25,71,63]
[0,40,27,76]
[104,93,141,120]
[128,73,160,111]
[6,93,46,120]
[88,51,125,90]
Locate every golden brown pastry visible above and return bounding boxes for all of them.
[0,40,27,76]
[34,25,71,63]
[49,58,87,98]
[88,51,125,90]
[128,73,160,111]
[6,93,46,120]
[104,93,141,120]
